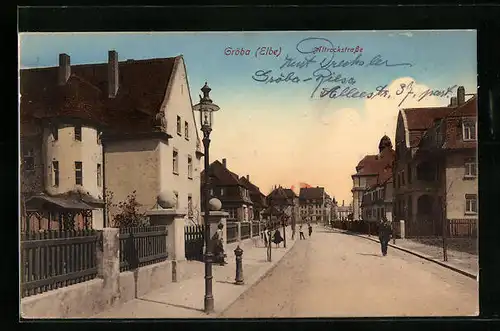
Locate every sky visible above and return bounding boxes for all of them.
[19,30,477,204]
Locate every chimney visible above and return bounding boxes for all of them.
[222,158,227,168]
[450,97,458,107]
[246,175,249,181]
[457,86,465,105]
[342,200,345,206]
[58,53,70,85]
[108,50,119,98]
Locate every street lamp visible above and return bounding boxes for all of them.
[193,82,220,314]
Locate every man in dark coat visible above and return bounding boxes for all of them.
[378,218,392,256]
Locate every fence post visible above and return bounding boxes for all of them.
[96,228,120,304]
[249,221,253,238]
[400,220,405,239]
[147,209,187,262]
[237,222,242,243]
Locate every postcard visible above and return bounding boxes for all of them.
[19,30,478,319]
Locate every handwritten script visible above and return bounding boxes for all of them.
[251,37,457,106]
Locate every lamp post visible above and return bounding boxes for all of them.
[193,82,220,314]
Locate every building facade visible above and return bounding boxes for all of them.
[201,159,253,222]
[21,50,204,229]
[393,86,477,237]
[351,156,379,221]
[359,136,395,223]
[299,186,332,224]
[239,175,268,221]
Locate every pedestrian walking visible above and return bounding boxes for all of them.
[378,217,392,256]
[308,222,312,237]
[299,224,306,240]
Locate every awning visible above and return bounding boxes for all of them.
[25,195,99,211]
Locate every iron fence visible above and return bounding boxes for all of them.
[118,225,168,272]
[240,222,251,240]
[252,222,259,237]
[448,219,477,238]
[20,229,100,298]
[226,222,238,243]
[184,225,205,261]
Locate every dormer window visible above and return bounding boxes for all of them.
[463,120,477,141]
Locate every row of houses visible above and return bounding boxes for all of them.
[200,159,337,227]
[20,50,204,231]
[350,86,478,237]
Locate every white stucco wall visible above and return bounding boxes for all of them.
[445,153,478,220]
[104,139,160,223]
[43,124,103,199]
[160,57,202,225]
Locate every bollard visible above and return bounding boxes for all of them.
[234,245,244,285]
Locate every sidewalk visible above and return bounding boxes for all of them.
[330,226,477,279]
[92,227,298,319]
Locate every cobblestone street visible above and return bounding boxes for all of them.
[220,225,478,318]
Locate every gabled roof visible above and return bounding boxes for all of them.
[20,57,178,134]
[201,160,242,186]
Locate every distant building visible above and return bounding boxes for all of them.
[201,159,253,222]
[337,200,352,221]
[299,186,332,224]
[393,86,477,237]
[360,136,396,223]
[264,186,299,228]
[20,50,203,230]
[239,175,268,221]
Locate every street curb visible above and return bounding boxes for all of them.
[216,236,299,317]
[331,228,477,280]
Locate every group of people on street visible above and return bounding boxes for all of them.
[299,222,312,240]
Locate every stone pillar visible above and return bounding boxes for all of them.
[146,208,187,262]
[96,228,120,305]
[400,220,405,239]
[201,211,229,252]
[249,221,253,238]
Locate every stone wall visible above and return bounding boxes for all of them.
[20,228,204,319]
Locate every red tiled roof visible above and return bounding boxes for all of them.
[20,57,178,133]
[299,187,324,200]
[403,106,452,131]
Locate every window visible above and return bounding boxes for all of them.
[464,158,477,178]
[176,116,181,135]
[52,161,59,187]
[74,125,82,141]
[187,155,193,179]
[23,148,34,171]
[465,194,478,214]
[97,163,102,187]
[75,161,83,185]
[407,164,412,184]
[173,150,179,174]
[463,121,477,141]
[188,195,193,217]
[97,131,101,145]
[401,170,405,186]
[174,191,179,209]
[51,125,59,141]
[185,121,189,139]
